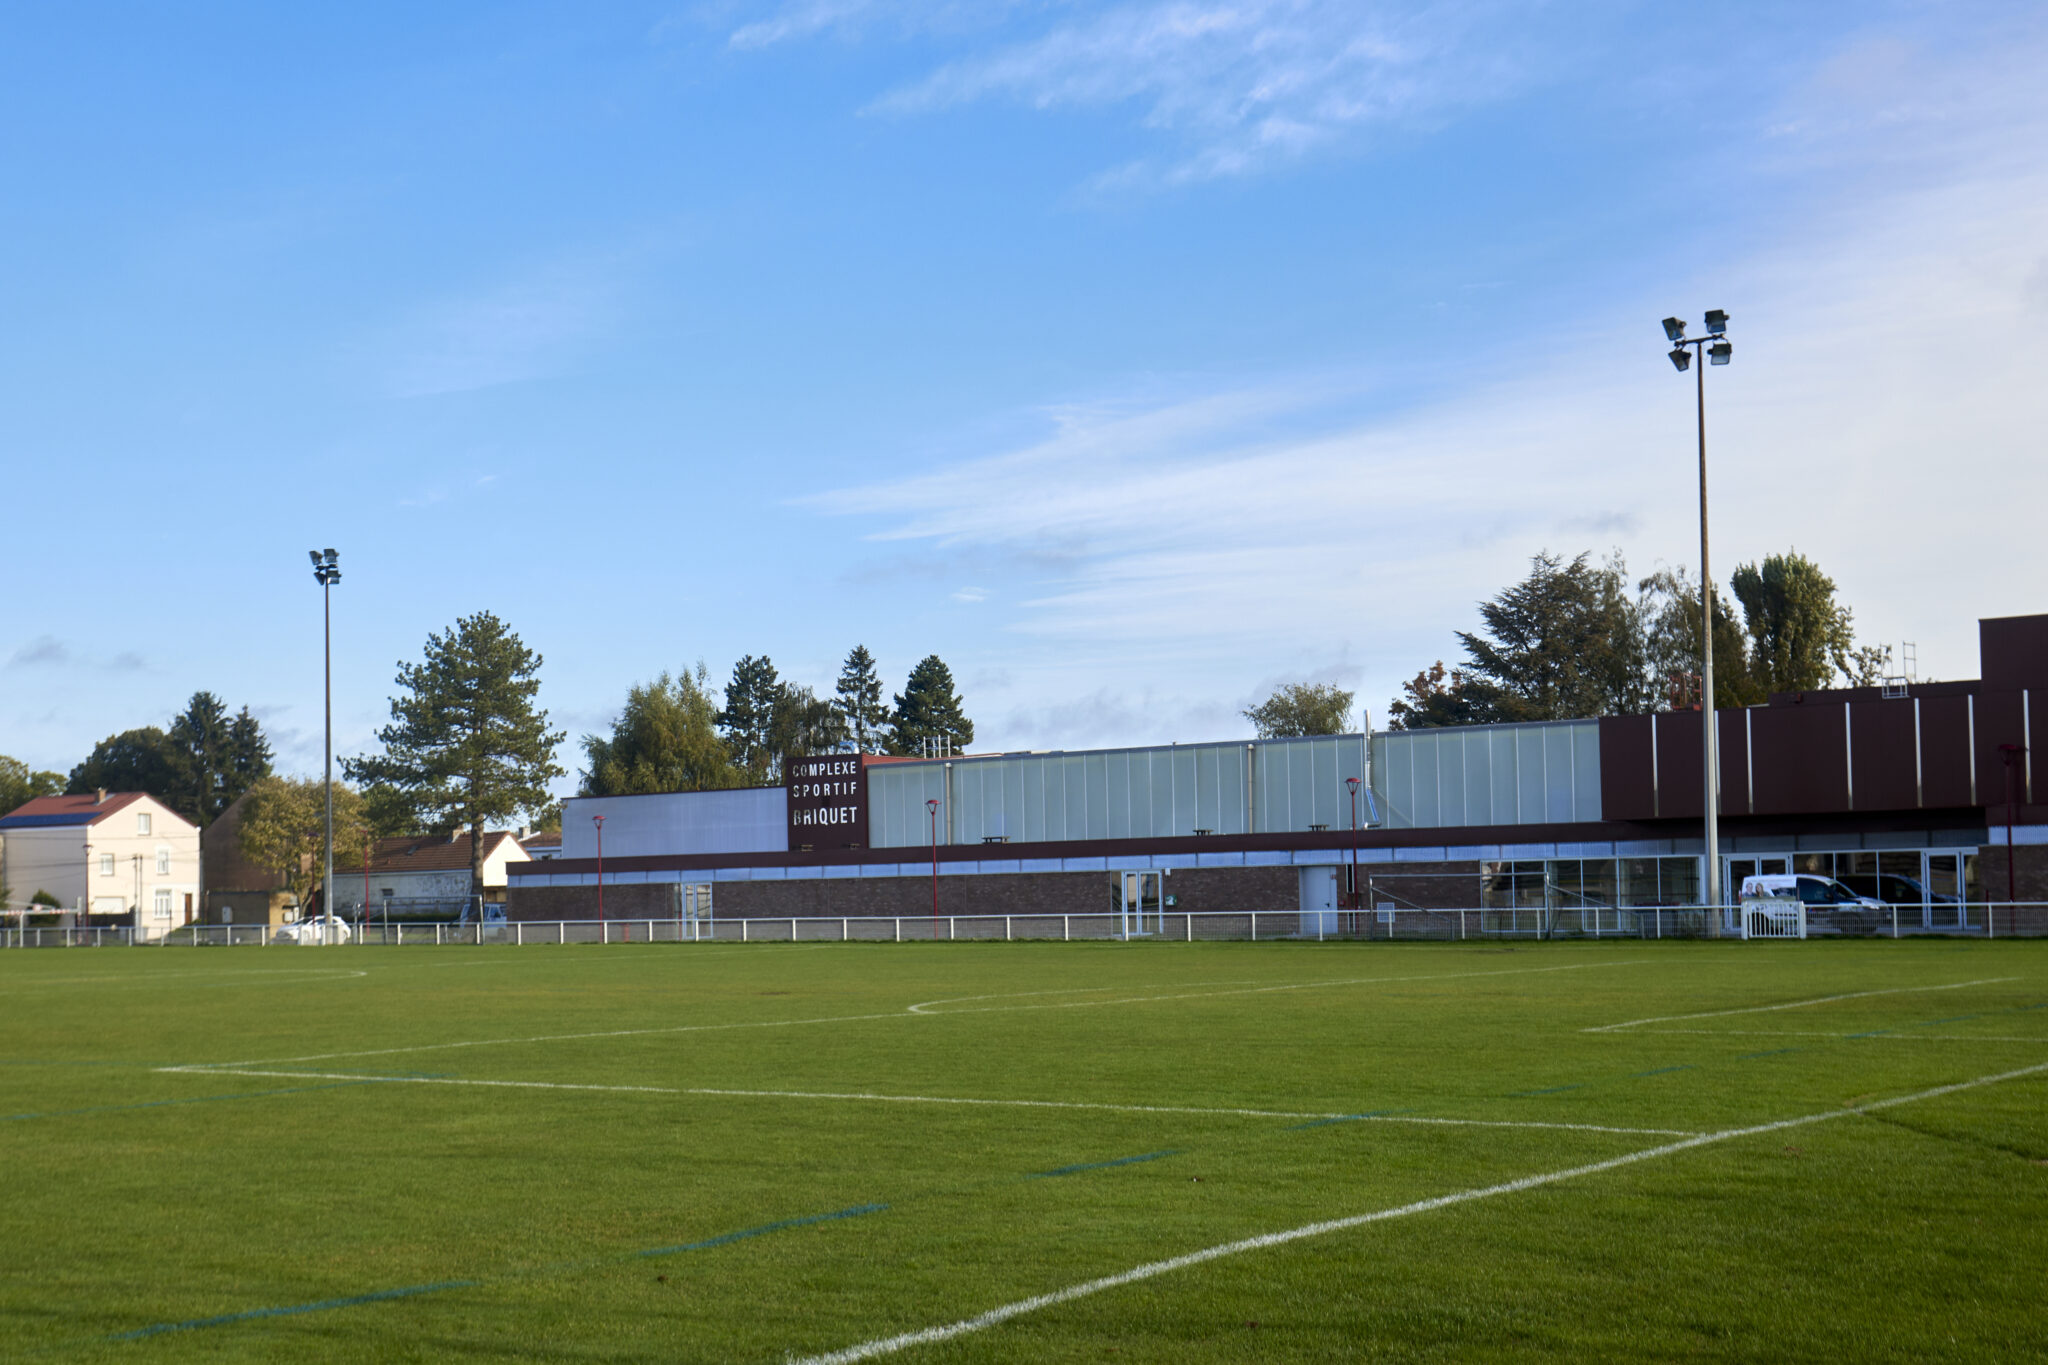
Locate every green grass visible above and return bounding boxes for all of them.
[3,938,2045,1362]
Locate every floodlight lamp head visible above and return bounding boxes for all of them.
[1668,346,1692,372]
[1661,316,1687,342]
[1703,309,1729,335]
[323,548,339,565]
[308,549,322,567]
[1708,339,1732,365]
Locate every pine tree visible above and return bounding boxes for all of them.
[344,611,564,896]
[166,692,270,825]
[833,646,889,753]
[769,684,848,776]
[888,655,974,755]
[225,706,275,805]
[717,655,781,781]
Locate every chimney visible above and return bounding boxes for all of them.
[96,788,106,805]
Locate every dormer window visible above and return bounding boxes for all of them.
[136,812,151,836]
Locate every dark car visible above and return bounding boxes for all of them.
[1835,872,1959,907]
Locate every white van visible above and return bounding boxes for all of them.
[1741,874,1884,933]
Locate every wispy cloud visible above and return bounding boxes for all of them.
[811,43,2048,726]
[737,0,1556,184]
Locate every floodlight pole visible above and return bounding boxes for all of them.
[1664,318,1730,933]
[927,798,940,937]
[310,549,340,947]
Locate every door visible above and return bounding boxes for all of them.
[1297,866,1338,937]
[1120,871,1163,938]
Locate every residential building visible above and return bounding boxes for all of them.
[0,791,200,937]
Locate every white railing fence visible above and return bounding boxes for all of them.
[5,903,2045,947]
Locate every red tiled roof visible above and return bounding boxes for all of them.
[355,829,528,874]
[0,791,151,829]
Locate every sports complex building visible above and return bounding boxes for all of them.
[507,614,2047,935]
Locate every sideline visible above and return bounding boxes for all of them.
[786,1059,2048,1365]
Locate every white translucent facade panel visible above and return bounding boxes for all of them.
[866,739,1323,848]
[1369,720,1601,829]
[561,788,786,858]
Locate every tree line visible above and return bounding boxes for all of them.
[1386,549,1890,728]
[579,646,976,797]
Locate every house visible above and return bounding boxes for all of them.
[197,790,301,929]
[0,791,200,938]
[332,829,531,920]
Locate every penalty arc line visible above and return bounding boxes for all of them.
[1583,978,2019,1033]
[150,1068,1702,1137]
[786,1059,2048,1365]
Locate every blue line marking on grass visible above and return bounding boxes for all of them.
[1630,1065,1696,1078]
[1846,1029,1892,1039]
[1031,1150,1183,1178]
[1915,1015,1980,1027]
[1286,1109,1415,1130]
[2018,1002,2048,1012]
[1737,1048,1801,1060]
[4,1081,371,1123]
[635,1202,887,1256]
[110,1280,477,1340]
[1508,1084,1583,1097]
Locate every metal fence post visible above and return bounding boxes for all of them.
[895,917,901,942]
[1186,913,1192,942]
[742,919,748,943]
[948,916,955,941]
[1062,914,1069,942]
[1005,915,1011,942]
[1251,912,1258,942]
[842,917,848,942]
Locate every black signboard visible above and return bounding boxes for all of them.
[786,754,868,850]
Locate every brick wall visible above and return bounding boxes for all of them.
[1976,842,2048,904]
[508,863,1304,923]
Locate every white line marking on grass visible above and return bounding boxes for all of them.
[183,958,1650,1071]
[1630,1027,2048,1044]
[909,959,1651,1016]
[0,968,367,989]
[1584,978,2018,1033]
[155,1068,1699,1137]
[786,1060,2048,1365]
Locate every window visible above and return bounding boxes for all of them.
[153,888,173,920]
[137,812,151,836]
[156,848,171,875]
[99,853,115,877]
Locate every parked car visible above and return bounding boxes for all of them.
[274,914,353,945]
[1834,872,1959,907]
[1741,874,1884,934]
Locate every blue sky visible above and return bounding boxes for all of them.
[4,2,2046,797]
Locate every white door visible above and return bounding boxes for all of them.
[1298,866,1338,936]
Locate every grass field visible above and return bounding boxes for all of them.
[4,938,2045,1362]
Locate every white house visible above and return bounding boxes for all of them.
[0,791,201,938]
[330,829,530,918]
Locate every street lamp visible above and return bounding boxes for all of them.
[926,797,940,938]
[309,549,341,945]
[1344,777,1362,922]
[1660,314,1732,931]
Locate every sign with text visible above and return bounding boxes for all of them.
[786,755,869,850]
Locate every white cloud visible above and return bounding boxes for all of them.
[811,41,2048,740]
[840,0,1549,184]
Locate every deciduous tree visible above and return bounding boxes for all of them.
[1386,662,1496,730]
[66,728,180,801]
[581,666,745,796]
[1730,552,1883,693]
[237,776,371,914]
[1243,682,1355,737]
[344,611,564,896]
[0,755,64,817]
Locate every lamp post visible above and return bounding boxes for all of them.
[926,797,940,938]
[592,813,606,936]
[1662,313,1732,932]
[1999,744,2024,925]
[309,549,341,946]
[1345,777,1362,924]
